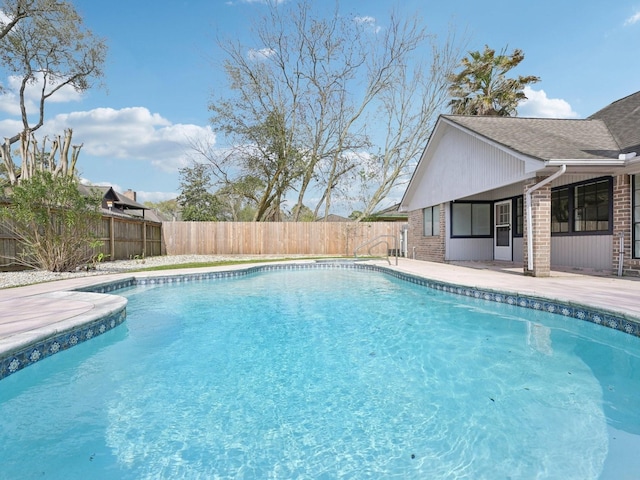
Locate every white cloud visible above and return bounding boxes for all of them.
[81,178,123,192]
[355,16,376,25]
[624,11,640,26]
[0,72,83,116]
[354,15,381,34]
[137,191,179,203]
[518,87,579,119]
[247,47,276,61]
[39,107,215,172]
[0,117,23,137]
[0,86,213,203]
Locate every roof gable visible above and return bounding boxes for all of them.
[78,184,148,214]
[113,191,146,210]
[401,119,541,210]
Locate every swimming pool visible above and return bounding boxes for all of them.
[1,266,639,478]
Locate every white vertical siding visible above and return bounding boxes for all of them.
[513,237,524,264]
[551,235,613,270]
[446,238,494,261]
[406,128,540,210]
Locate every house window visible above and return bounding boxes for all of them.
[551,177,612,235]
[423,205,440,236]
[634,175,640,258]
[551,188,570,233]
[514,196,523,236]
[574,179,610,232]
[451,202,491,237]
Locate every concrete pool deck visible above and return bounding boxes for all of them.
[1,258,639,361]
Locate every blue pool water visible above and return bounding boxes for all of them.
[1,268,640,479]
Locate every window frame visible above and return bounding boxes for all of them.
[450,201,492,238]
[551,176,613,236]
[633,174,640,258]
[512,196,524,237]
[422,205,440,237]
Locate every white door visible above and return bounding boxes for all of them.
[494,200,512,261]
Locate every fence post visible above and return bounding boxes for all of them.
[143,220,147,257]
[109,216,115,260]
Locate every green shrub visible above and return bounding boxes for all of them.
[0,171,103,272]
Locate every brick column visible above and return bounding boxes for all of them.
[523,178,551,277]
[612,174,631,275]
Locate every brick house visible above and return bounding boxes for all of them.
[400,91,640,277]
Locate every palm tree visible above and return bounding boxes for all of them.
[448,45,540,116]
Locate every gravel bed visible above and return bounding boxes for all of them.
[0,255,316,289]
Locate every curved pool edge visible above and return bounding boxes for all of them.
[378,265,640,336]
[1,259,638,381]
[0,291,127,380]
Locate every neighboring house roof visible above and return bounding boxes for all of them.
[370,203,408,221]
[401,90,640,211]
[316,214,351,222]
[144,208,177,222]
[79,184,151,219]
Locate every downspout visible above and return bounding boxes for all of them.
[618,233,625,277]
[524,165,567,272]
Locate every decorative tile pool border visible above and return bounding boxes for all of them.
[373,265,640,337]
[0,308,126,381]
[2,261,638,382]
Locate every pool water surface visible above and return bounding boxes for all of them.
[1,268,639,479]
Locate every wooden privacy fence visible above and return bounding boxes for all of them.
[162,222,402,256]
[0,214,162,271]
[1,219,399,270]
[96,215,162,261]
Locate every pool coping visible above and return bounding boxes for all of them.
[1,260,639,381]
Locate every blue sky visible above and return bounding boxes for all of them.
[1,0,640,208]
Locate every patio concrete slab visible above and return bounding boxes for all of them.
[0,289,127,360]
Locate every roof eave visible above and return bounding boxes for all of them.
[547,158,626,167]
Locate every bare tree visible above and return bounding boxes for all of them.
[0,0,64,44]
[205,1,463,221]
[348,31,463,219]
[0,0,106,184]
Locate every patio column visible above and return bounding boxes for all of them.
[523,177,552,277]
[612,174,631,276]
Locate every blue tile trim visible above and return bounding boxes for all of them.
[371,264,640,338]
[0,308,126,381]
[3,261,638,382]
[75,277,136,294]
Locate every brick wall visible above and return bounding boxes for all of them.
[613,174,640,276]
[523,178,551,277]
[407,206,445,262]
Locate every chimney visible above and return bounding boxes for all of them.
[123,189,137,201]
